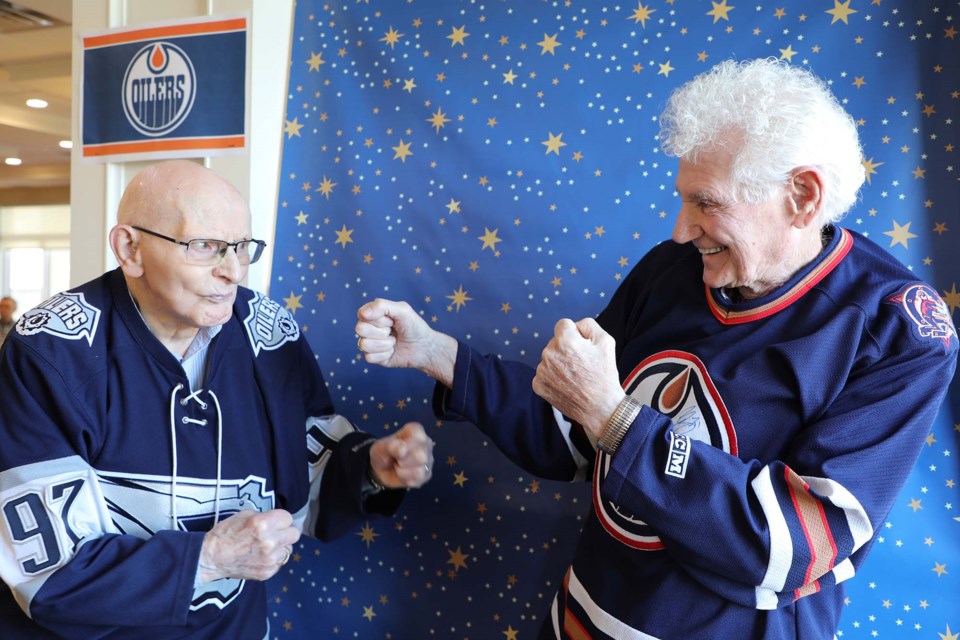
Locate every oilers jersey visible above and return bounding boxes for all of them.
[0,268,400,638]
[433,227,958,639]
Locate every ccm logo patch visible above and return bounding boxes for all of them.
[665,431,690,479]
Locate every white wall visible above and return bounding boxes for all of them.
[69,0,293,294]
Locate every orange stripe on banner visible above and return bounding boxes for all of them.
[82,136,246,157]
[83,18,247,48]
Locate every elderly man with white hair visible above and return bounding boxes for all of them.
[356,58,958,639]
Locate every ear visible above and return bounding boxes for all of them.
[786,166,823,229]
[109,225,145,278]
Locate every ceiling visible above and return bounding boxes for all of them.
[0,0,71,204]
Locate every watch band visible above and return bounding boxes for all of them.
[597,395,642,455]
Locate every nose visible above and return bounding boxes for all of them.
[672,203,700,245]
[213,246,245,283]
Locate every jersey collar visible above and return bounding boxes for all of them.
[705,226,853,325]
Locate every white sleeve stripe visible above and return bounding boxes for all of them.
[303,414,357,533]
[551,406,589,482]
[752,466,792,609]
[565,566,663,639]
[832,557,856,584]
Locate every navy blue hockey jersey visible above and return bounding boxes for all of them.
[434,227,958,639]
[0,269,399,638]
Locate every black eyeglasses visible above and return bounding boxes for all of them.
[132,226,267,266]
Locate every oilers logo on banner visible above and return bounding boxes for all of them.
[594,350,736,550]
[122,42,196,137]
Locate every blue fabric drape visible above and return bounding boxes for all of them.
[268,2,959,637]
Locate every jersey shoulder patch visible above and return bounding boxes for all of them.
[886,283,957,350]
[242,291,300,356]
[16,292,101,346]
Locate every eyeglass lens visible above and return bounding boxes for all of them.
[184,240,264,265]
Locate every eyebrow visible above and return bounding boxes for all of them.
[678,188,719,203]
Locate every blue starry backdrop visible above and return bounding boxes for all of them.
[266,1,960,638]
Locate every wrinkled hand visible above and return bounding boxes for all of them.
[356,298,457,387]
[532,318,625,438]
[198,509,301,584]
[369,422,435,489]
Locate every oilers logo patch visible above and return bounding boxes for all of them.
[122,42,196,137]
[594,350,736,550]
[887,283,956,349]
[15,292,101,346]
[243,292,300,356]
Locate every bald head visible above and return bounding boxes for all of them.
[117,160,249,230]
[109,160,257,350]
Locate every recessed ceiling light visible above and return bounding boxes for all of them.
[5,158,23,166]
[59,140,73,149]
[26,98,48,109]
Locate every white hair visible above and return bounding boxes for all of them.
[659,58,865,225]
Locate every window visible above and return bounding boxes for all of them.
[3,248,71,312]
[0,205,70,316]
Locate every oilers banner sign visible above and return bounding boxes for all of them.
[81,15,247,162]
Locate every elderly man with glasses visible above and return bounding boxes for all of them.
[0,160,434,639]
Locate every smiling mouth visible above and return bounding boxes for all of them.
[698,246,725,255]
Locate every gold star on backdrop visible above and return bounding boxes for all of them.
[941,283,960,315]
[335,225,354,248]
[628,3,656,27]
[283,292,303,313]
[284,118,303,138]
[779,45,797,61]
[447,25,469,46]
[306,51,324,71]
[861,157,883,184]
[826,0,857,25]
[538,33,561,55]
[356,523,379,547]
[884,220,918,249]
[427,109,451,133]
[447,286,472,312]
[479,227,503,250]
[380,26,404,49]
[542,131,566,155]
[446,546,470,572]
[938,625,960,640]
[315,176,336,199]
[707,0,735,23]
[392,139,413,162]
